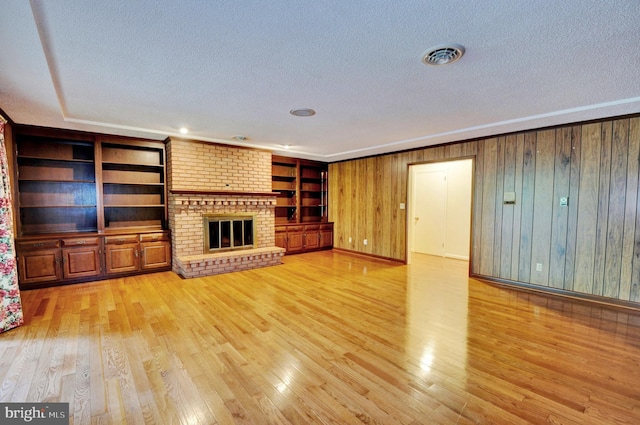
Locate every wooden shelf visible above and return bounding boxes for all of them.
[18,157,95,182]
[102,144,164,167]
[272,155,328,225]
[18,156,93,163]
[20,179,95,183]
[103,182,164,186]
[13,127,171,288]
[14,129,168,236]
[101,142,166,231]
[17,138,94,162]
[20,205,97,209]
[104,204,165,207]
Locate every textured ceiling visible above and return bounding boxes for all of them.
[1,1,640,161]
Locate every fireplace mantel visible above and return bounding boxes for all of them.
[170,190,278,197]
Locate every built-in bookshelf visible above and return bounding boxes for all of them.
[272,155,332,254]
[13,126,170,288]
[101,141,166,231]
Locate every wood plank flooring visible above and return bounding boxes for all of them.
[1,251,640,424]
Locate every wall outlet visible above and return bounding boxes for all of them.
[399,203,406,210]
[536,263,543,272]
[348,237,352,243]
[363,239,368,246]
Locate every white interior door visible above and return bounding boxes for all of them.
[413,169,447,256]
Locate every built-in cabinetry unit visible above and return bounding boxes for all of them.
[13,126,170,288]
[272,155,333,254]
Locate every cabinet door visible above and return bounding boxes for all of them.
[286,230,305,253]
[140,241,171,270]
[62,246,101,279]
[274,229,287,249]
[320,229,333,248]
[304,230,321,250]
[17,249,61,284]
[105,243,139,274]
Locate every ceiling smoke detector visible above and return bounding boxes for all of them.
[422,44,465,66]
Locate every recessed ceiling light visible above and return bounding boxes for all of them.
[283,144,291,150]
[290,108,316,117]
[179,127,189,134]
[422,44,465,66]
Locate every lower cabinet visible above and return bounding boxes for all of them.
[275,222,333,254]
[320,225,333,248]
[61,237,101,280]
[17,237,102,285]
[105,243,139,274]
[140,233,171,270]
[285,226,305,253]
[17,247,60,285]
[16,231,171,288]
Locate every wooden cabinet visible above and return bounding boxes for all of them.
[320,224,334,248]
[274,226,287,249]
[16,231,171,287]
[140,241,171,270]
[12,126,170,288]
[104,235,139,274]
[17,246,61,285]
[275,223,333,254]
[272,155,332,254]
[140,233,171,270]
[61,237,101,279]
[303,224,321,250]
[272,156,328,225]
[105,233,170,275]
[17,236,102,285]
[285,226,305,253]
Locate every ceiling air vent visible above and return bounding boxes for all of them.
[422,44,465,66]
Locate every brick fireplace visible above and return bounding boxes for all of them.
[166,138,285,278]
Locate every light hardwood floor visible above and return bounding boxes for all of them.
[1,251,639,424]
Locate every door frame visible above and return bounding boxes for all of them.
[406,156,475,266]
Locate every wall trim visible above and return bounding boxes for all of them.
[332,247,406,264]
[472,274,640,313]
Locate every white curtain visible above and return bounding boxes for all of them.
[0,121,23,333]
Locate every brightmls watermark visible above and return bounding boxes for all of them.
[0,404,68,424]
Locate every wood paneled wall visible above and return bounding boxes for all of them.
[328,116,640,303]
[329,142,477,260]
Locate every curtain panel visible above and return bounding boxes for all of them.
[0,121,23,333]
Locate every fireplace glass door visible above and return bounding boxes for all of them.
[204,215,255,252]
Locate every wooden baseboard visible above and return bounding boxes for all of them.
[471,273,640,313]
[332,247,406,264]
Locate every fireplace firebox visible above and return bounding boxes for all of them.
[203,214,256,253]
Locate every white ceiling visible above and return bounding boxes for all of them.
[1,1,640,162]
